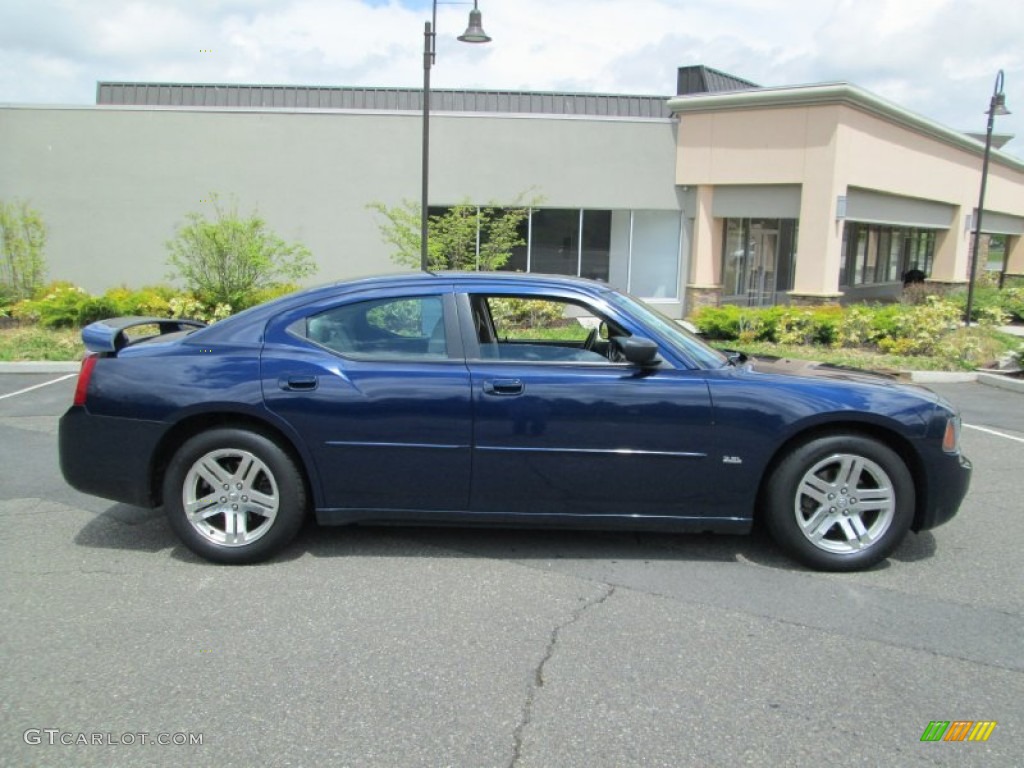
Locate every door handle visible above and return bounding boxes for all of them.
[483,379,524,396]
[280,375,318,391]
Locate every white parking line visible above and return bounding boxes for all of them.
[964,423,1024,444]
[0,373,76,401]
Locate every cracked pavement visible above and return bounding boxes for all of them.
[1,375,1022,767]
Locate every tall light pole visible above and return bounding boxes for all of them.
[965,70,1010,326]
[421,1,491,272]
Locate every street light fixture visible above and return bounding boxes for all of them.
[421,1,491,271]
[965,70,1010,325]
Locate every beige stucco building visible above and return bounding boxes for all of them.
[671,83,1024,309]
[2,66,1022,317]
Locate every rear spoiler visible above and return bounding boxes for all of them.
[82,316,207,354]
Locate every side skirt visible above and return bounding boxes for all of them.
[313,507,752,535]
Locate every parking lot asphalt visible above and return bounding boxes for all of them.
[1,374,1021,767]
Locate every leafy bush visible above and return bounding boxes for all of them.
[12,283,240,328]
[875,298,961,355]
[489,298,566,330]
[168,295,232,324]
[946,271,1021,324]
[775,306,841,346]
[368,194,538,271]
[1001,286,1024,322]
[690,297,972,358]
[689,304,749,341]
[101,285,176,317]
[691,304,837,344]
[834,305,880,348]
[248,283,301,306]
[166,194,315,310]
[12,282,90,328]
[77,296,124,327]
[0,199,47,301]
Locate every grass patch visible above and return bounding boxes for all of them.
[0,326,84,361]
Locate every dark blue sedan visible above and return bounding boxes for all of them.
[59,273,971,570]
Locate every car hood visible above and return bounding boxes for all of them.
[744,355,942,403]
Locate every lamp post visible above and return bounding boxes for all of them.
[421,1,491,271]
[965,70,1010,325]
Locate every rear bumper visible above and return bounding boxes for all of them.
[59,406,165,508]
[914,450,972,532]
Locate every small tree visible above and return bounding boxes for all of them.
[0,199,47,302]
[368,193,539,271]
[166,194,316,309]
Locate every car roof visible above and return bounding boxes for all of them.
[190,271,613,344]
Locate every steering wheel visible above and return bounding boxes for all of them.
[583,327,598,351]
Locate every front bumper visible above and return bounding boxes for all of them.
[914,450,972,532]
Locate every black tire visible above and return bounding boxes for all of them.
[163,428,307,564]
[764,434,914,571]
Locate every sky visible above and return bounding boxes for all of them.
[1,0,1022,158]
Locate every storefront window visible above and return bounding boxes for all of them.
[580,210,611,282]
[842,223,937,286]
[529,209,580,276]
[629,211,681,299]
[429,205,679,299]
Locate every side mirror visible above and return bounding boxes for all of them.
[612,336,660,367]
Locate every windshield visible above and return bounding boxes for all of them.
[606,292,729,369]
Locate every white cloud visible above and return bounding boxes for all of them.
[0,0,1021,156]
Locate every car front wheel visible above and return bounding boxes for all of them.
[764,434,914,571]
[164,428,307,564]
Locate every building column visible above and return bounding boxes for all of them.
[1005,235,1024,281]
[788,183,844,304]
[685,185,722,311]
[927,206,970,285]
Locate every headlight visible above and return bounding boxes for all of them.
[942,415,962,454]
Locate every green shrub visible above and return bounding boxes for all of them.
[101,285,175,317]
[691,304,839,344]
[77,296,123,326]
[248,283,301,306]
[166,194,315,310]
[775,306,841,345]
[0,199,47,301]
[12,282,90,328]
[998,286,1024,323]
[689,304,746,341]
[168,294,232,324]
[489,298,566,330]
[875,297,961,356]
[834,305,880,348]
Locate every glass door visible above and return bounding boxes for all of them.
[746,221,778,307]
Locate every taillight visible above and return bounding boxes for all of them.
[942,416,961,454]
[73,354,98,407]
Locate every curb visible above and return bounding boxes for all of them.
[976,372,1024,394]
[0,361,81,374]
[907,371,977,384]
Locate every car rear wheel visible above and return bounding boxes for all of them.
[164,428,307,564]
[764,434,914,571]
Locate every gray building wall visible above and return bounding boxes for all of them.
[0,105,682,293]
